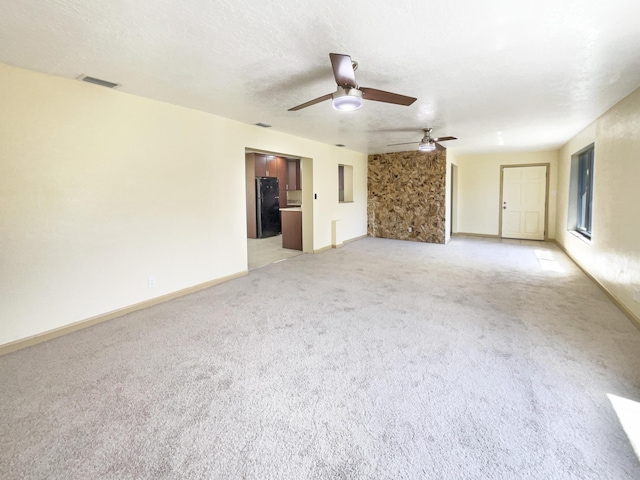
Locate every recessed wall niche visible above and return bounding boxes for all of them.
[338,164,354,203]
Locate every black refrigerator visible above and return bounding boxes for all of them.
[256,176,281,238]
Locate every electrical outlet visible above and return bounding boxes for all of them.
[148,276,157,288]
[634,289,640,303]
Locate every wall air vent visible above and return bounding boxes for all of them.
[79,75,120,89]
[255,123,272,128]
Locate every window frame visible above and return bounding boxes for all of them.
[576,147,594,238]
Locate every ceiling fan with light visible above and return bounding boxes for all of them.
[288,53,417,112]
[388,128,457,152]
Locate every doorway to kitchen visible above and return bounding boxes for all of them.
[245,149,312,270]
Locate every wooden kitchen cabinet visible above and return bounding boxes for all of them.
[281,209,303,250]
[254,154,267,177]
[286,159,301,190]
[274,156,286,207]
[264,155,279,177]
[279,185,287,208]
[252,154,290,207]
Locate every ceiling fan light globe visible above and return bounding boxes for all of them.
[332,87,363,111]
[332,96,362,111]
[418,142,436,152]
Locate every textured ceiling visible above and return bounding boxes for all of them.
[1,0,640,154]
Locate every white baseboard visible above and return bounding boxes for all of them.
[554,241,640,331]
[0,271,248,356]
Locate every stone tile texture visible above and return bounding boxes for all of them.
[368,150,446,243]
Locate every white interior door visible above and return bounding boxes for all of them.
[501,165,547,240]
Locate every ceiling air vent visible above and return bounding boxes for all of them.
[255,123,272,128]
[79,75,120,89]
[335,144,346,147]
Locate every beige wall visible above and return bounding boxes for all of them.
[453,150,559,238]
[556,86,640,320]
[317,149,368,247]
[0,64,367,346]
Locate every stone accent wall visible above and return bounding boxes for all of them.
[368,150,446,243]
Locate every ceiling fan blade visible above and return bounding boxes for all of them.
[288,93,333,111]
[387,141,419,146]
[329,53,357,87]
[432,136,457,142]
[360,87,417,106]
[435,142,445,151]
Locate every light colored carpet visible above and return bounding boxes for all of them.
[1,237,639,479]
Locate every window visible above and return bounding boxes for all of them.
[568,145,594,239]
[577,148,594,236]
[338,164,353,202]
